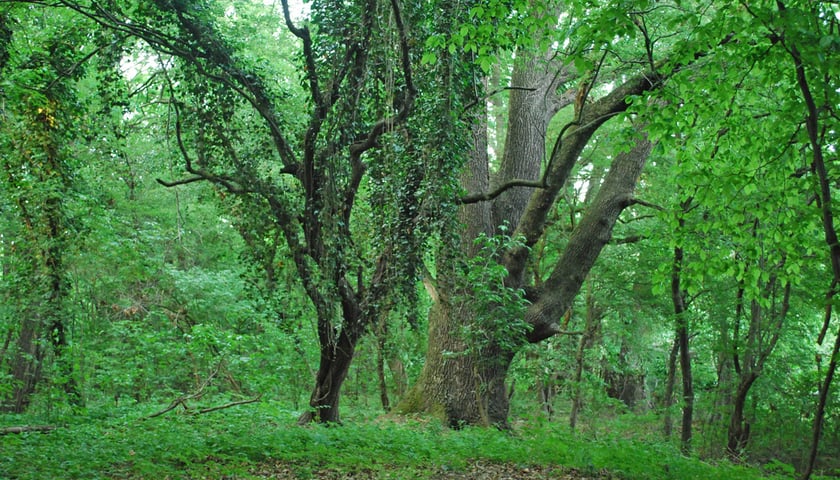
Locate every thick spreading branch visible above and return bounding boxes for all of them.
[525,133,653,342]
[58,0,300,171]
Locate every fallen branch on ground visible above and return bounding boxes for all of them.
[0,425,57,435]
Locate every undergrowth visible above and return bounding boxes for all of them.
[0,399,813,479]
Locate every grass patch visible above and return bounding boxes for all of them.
[0,400,800,479]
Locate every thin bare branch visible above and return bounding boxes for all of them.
[197,396,262,414]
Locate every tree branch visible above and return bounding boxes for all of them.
[197,395,262,414]
[461,86,537,113]
[460,179,545,204]
[156,175,205,187]
[348,0,416,158]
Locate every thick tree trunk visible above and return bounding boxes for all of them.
[397,90,513,426]
[298,328,359,424]
[491,51,572,231]
[399,132,652,427]
[396,298,515,427]
[399,34,660,426]
[522,136,653,342]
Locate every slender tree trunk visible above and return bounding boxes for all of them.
[803,323,840,480]
[376,321,390,412]
[570,281,601,430]
[663,332,680,438]
[726,373,758,459]
[780,10,840,478]
[671,214,694,454]
[677,305,693,455]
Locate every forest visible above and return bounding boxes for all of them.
[1,0,839,478]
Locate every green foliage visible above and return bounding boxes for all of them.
[453,232,532,355]
[0,0,838,476]
[0,403,791,480]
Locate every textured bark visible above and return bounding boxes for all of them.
[502,73,659,294]
[298,328,360,424]
[396,298,514,427]
[399,12,662,424]
[491,51,573,231]
[523,136,653,342]
[396,95,512,426]
[726,373,758,459]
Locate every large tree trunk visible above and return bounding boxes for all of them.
[491,51,572,231]
[397,298,515,427]
[397,19,661,423]
[399,129,653,426]
[397,88,510,426]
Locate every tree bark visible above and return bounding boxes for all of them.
[522,135,653,342]
[491,50,573,231]
[396,298,516,427]
[396,88,515,427]
[398,127,653,426]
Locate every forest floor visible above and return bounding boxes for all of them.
[1,401,799,480]
[245,459,609,479]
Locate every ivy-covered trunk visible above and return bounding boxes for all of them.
[1,34,80,410]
